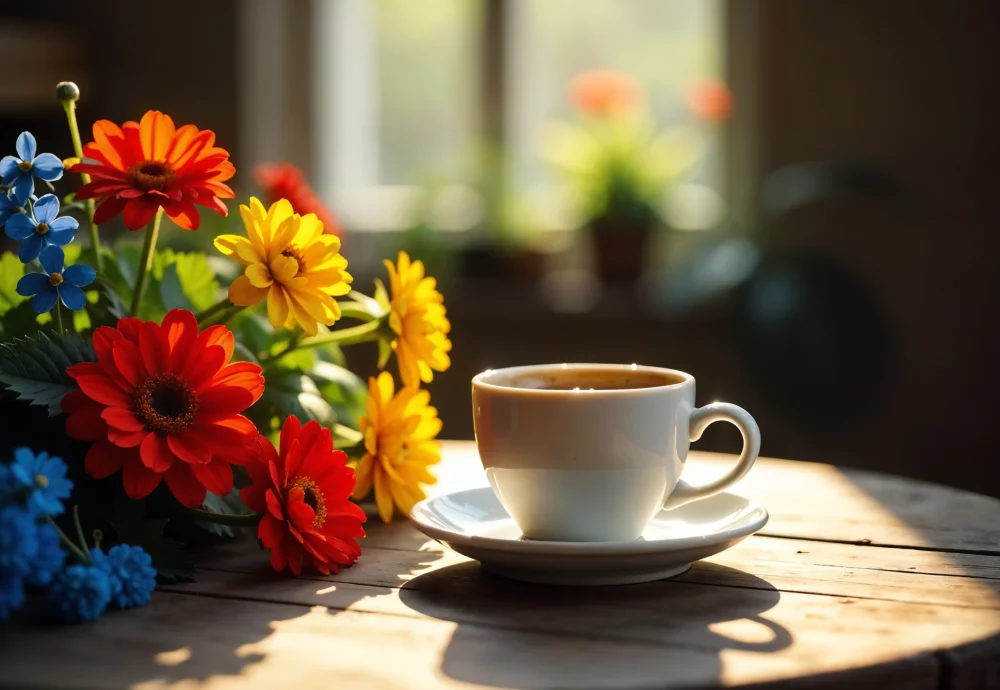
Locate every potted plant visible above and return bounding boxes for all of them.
[540,70,707,285]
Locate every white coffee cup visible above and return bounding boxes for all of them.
[472,363,761,542]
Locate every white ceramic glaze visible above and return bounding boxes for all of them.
[472,363,761,541]
[410,486,769,586]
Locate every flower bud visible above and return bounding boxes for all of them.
[56,81,80,103]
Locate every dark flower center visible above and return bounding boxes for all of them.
[48,273,63,286]
[281,247,307,274]
[36,222,50,235]
[133,373,198,434]
[35,474,49,488]
[288,476,326,528]
[127,160,175,192]
[18,160,32,172]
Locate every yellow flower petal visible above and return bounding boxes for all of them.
[374,467,394,523]
[352,455,374,500]
[245,263,273,288]
[271,254,299,283]
[266,285,289,330]
[228,274,269,306]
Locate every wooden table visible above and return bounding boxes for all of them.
[5,442,1000,689]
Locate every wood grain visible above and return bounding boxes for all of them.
[4,441,1000,690]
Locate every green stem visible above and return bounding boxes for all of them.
[130,209,163,317]
[46,514,89,564]
[54,302,64,335]
[62,100,101,272]
[260,318,385,371]
[196,298,238,327]
[184,508,263,528]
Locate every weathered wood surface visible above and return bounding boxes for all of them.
[3,441,1000,690]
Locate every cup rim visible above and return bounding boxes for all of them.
[471,363,694,397]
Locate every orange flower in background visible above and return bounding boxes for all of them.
[62,309,265,508]
[686,79,733,122]
[255,163,341,237]
[569,70,644,118]
[241,417,366,575]
[71,111,234,230]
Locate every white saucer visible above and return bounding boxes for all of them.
[410,487,768,586]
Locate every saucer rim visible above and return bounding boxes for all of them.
[409,486,769,557]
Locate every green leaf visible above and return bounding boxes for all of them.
[377,338,393,370]
[88,277,130,327]
[333,423,363,449]
[171,252,219,311]
[108,497,195,583]
[0,252,26,317]
[199,488,254,537]
[0,330,95,415]
[253,369,337,428]
[0,300,43,340]
[312,361,367,428]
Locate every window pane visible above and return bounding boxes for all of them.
[375,0,480,185]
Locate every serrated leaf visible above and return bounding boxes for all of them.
[0,330,95,414]
[108,497,195,583]
[0,252,26,317]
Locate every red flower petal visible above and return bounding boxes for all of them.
[184,344,226,391]
[265,489,284,520]
[66,402,108,441]
[107,425,147,448]
[195,325,235,365]
[123,197,162,231]
[167,432,211,465]
[85,441,132,479]
[161,309,198,373]
[140,432,175,472]
[269,536,288,573]
[111,339,147,387]
[122,458,163,499]
[207,362,264,397]
[116,317,143,342]
[93,196,128,226]
[191,459,233,497]
[163,463,207,508]
[259,513,285,549]
[196,386,255,420]
[102,407,145,432]
[76,373,132,408]
[138,321,168,374]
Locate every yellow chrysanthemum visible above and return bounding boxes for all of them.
[353,371,442,523]
[214,197,352,335]
[384,251,451,387]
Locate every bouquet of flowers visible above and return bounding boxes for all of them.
[0,82,451,622]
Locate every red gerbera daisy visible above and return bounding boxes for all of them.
[254,162,341,236]
[71,110,235,231]
[62,309,264,508]
[241,416,366,575]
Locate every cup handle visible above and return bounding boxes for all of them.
[663,402,761,510]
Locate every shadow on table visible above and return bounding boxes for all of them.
[0,523,447,689]
[399,561,792,690]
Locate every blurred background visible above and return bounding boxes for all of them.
[2,0,998,495]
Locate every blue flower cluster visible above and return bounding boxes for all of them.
[1,131,94,315]
[0,448,157,623]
